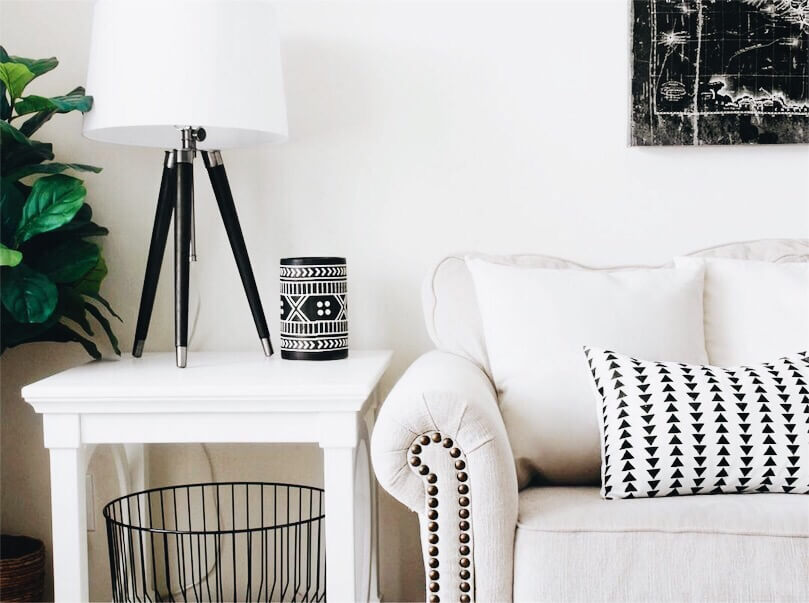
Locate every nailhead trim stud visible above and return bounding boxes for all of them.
[407,431,473,602]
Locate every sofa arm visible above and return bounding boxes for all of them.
[371,351,518,603]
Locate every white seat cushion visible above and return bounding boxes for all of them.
[518,486,809,536]
[514,486,809,602]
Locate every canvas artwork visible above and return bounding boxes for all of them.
[631,0,809,145]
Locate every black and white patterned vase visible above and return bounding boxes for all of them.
[280,257,348,360]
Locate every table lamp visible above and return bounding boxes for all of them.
[83,0,287,367]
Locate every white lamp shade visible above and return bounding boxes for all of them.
[83,0,287,149]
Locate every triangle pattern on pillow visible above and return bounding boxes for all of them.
[585,348,809,500]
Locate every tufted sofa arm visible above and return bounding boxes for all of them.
[371,351,518,602]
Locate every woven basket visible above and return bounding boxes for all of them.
[0,535,45,602]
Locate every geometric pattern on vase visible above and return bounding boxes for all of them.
[280,257,348,360]
[584,347,809,499]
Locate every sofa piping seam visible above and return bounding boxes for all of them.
[515,525,809,539]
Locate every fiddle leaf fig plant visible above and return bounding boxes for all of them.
[0,46,120,359]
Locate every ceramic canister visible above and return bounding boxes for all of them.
[279,257,348,360]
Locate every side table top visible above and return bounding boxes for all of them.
[22,350,393,414]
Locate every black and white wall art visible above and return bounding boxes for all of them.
[631,0,809,145]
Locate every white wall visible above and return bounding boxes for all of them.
[1,1,807,601]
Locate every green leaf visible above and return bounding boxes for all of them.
[59,286,93,336]
[84,290,121,322]
[6,162,101,182]
[0,121,53,172]
[85,301,120,355]
[18,110,49,137]
[38,204,109,241]
[0,305,60,352]
[0,243,22,266]
[14,92,93,117]
[1,82,10,120]
[64,221,109,239]
[33,240,99,283]
[35,204,109,241]
[28,322,101,359]
[5,53,58,77]
[55,201,92,229]
[1,178,25,243]
[16,174,86,243]
[1,263,57,323]
[0,62,34,102]
[18,86,83,137]
[0,51,58,102]
[0,47,9,120]
[74,255,107,295]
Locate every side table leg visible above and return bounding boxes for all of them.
[364,389,382,603]
[49,445,88,601]
[323,445,358,603]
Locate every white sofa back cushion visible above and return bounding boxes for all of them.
[424,240,809,378]
[674,257,809,366]
[467,259,708,485]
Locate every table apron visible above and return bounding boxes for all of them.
[47,411,364,446]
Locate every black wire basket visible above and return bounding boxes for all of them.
[103,482,326,602]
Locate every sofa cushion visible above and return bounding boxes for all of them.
[675,256,809,366]
[586,347,809,499]
[423,240,809,378]
[467,260,708,485]
[514,486,809,602]
[518,486,809,536]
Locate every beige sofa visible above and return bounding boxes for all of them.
[371,239,809,602]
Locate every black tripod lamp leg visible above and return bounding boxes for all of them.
[175,150,194,368]
[132,151,176,357]
[202,150,273,356]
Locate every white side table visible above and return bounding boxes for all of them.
[22,350,392,603]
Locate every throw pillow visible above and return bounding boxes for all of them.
[674,257,809,366]
[585,347,809,499]
[466,259,708,485]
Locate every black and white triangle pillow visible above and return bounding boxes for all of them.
[584,347,809,499]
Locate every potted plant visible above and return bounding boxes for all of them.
[0,46,119,359]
